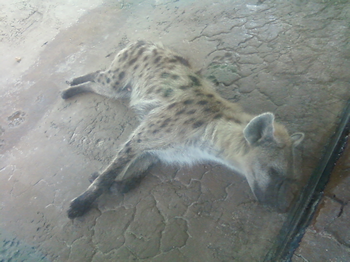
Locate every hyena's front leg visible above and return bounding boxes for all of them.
[88,152,159,193]
[111,152,159,193]
[67,133,161,219]
[67,141,137,219]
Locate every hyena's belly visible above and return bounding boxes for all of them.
[152,146,223,166]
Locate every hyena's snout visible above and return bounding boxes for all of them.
[252,177,299,212]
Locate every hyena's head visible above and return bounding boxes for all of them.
[242,113,304,212]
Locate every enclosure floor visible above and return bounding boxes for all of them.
[1,0,349,261]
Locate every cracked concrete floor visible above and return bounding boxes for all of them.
[1,0,350,261]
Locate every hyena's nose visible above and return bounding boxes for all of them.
[253,180,297,213]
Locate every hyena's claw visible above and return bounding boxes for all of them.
[67,194,94,219]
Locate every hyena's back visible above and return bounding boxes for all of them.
[62,40,244,124]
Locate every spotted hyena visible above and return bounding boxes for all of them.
[62,40,304,219]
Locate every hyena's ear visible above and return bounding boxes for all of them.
[291,132,304,147]
[243,112,275,145]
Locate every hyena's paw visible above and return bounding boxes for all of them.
[67,194,94,219]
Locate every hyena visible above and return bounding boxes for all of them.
[62,40,304,219]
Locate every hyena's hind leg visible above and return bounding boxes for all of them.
[61,70,131,100]
[61,70,101,99]
[68,70,101,86]
[61,81,95,99]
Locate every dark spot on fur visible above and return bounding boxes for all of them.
[137,47,145,56]
[198,100,208,105]
[129,57,138,65]
[114,82,120,89]
[160,118,172,128]
[179,85,190,90]
[194,89,204,96]
[176,109,186,115]
[169,58,177,63]
[119,71,125,80]
[184,118,195,124]
[153,129,159,134]
[146,75,154,81]
[226,117,242,124]
[166,128,172,133]
[206,94,214,98]
[174,55,190,67]
[154,56,161,64]
[213,113,223,119]
[156,88,162,94]
[168,102,177,109]
[144,56,149,62]
[122,51,128,61]
[106,78,111,84]
[171,74,179,80]
[183,99,194,105]
[161,72,170,78]
[189,75,201,86]
[187,109,196,115]
[137,139,142,143]
[203,105,220,114]
[139,73,144,78]
[136,40,146,47]
[114,68,120,73]
[134,65,139,70]
[193,121,204,128]
[153,49,158,55]
[163,88,173,97]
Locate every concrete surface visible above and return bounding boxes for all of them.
[0,0,349,261]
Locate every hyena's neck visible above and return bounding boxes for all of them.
[204,105,253,174]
